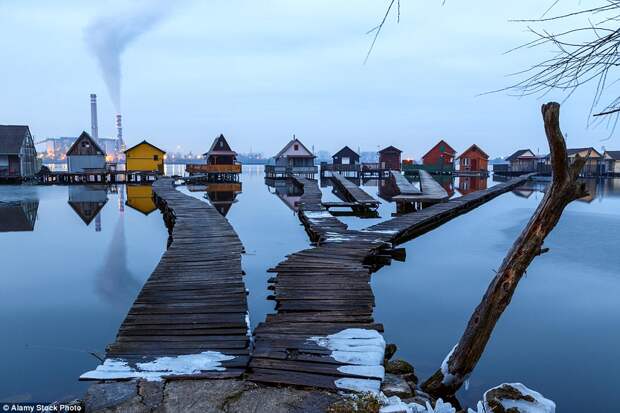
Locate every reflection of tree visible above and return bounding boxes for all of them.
[94,218,141,307]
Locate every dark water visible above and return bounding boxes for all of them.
[1,167,618,412]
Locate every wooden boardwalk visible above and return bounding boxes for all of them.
[366,173,535,244]
[248,173,534,391]
[390,170,420,195]
[81,178,249,381]
[249,177,389,393]
[392,170,448,203]
[329,172,380,209]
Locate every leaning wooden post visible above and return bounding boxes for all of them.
[421,102,588,398]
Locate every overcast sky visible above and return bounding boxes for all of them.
[0,0,614,158]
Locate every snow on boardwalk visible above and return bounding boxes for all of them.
[81,178,249,381]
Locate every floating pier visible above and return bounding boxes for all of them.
[248,173,535,391]
[367,173,536,244]
[81,178,249,381]
[39,170,160,185]
[249,177,390,393]
[327,172,380,212]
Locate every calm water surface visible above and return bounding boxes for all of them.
[1,166,618,412]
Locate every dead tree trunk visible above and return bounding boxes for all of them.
[421,102,588,398]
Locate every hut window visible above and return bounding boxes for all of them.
[153,155,159,161]
[82,141,90,148]
[219,141,223,147]
[294,144,299,151]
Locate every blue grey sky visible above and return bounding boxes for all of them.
[0,0,614,158]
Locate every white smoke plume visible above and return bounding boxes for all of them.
[84,1,174,111]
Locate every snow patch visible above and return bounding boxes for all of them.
[337,364,385,379]
[379,394,456,413]
[361,229,398,235]
[440,344,457,386]
[80,351,235,382]
[470,383,556,413]
[309,328,386,391]
[335,377,382,394]
[304,211,333,219]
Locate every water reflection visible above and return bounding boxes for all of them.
[0,200,38,232]
[186,182,242,216]
[457,176,487,195]
[265,178,302,212]
[125,185,156,216]
[67,186,108,230]
[95,218,142,306]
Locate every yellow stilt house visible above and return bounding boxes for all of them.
[124,140,166,174]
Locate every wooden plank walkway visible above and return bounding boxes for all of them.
[248,173,534,391]
[330,172,380,209]
[365,173,536,244]
[392,170,449,203]
[81,178,250,381]
[390,170,420,195]
[248,177,389,392]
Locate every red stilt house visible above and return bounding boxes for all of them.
[421,140,456,173]
[457,144,489,174]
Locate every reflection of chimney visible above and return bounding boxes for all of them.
[90,94,99,139]
[115,114,125,151]
[95,212,102,232]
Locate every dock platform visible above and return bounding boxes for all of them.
[329,172,380,210]
[248,173,534,391]
[81,177,249,381]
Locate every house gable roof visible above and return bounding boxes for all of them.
[604,150,620,160]
[422,140,456,160]
[378,145,402,154]
[66,131,105,156]
[274,137,315,158]
[124,140,166,155]
[203,134,237,157]
[0,125,30,155]
[566,147,602,158]
[333,146,359,159]
[456,144,489,160]
[506,149,536,162]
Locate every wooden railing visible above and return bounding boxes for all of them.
[185,163,242,174]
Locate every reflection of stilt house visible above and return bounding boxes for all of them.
[68,186,108,227]
[0,200,38,232]
[125,185,157,215]
[205,182,242,216]
[265,178,303,211]
[186,134,242,181]
[457,176,488,195]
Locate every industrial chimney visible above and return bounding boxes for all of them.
[115,114,125,151]
[90,94,99,139]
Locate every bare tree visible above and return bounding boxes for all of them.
[421,102,588,397]
[508,1,620,121]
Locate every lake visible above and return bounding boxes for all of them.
[0,165,618,412]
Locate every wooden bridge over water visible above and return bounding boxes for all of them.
[82,172,533,390]
[248,173,533,391]
[81,178,249,381]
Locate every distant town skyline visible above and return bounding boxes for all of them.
[2,0,617,160]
